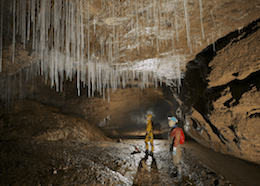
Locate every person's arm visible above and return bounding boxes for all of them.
[170,128,176,138]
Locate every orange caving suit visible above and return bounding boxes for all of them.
[145,119,154,151]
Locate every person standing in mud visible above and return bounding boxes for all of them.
[145,114,154,156]
[168,116,185,179]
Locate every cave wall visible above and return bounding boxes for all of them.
[0,99,110,144]
[181,19,260,165]
[30,80,179,139]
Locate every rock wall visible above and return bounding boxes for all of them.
[0,99,110,143]
[181,19,260,165]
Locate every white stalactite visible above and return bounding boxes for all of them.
[0,0,3,72]
[173,2,179,43]
[87,2,90,98]
[27,0,31,41]
[199,0,205,39]
[136,0,139,51]
[0,0,189,105]
[184,0,192,53]
[12,0,16,63]
[22,0,26,49]
[40,0,46,75]
[76,0,80,96]
[32,0,35,49]
[211,10,216,52]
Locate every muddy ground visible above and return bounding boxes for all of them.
[0,138,234,186]
[1,99,260,186]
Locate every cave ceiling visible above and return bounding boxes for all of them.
[0,0,260,96]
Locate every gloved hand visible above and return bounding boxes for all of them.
[173,147,177,156]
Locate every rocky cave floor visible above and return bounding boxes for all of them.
[1,93,260,186]
[1,137,235,186]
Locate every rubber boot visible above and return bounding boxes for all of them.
[145,149,148,156]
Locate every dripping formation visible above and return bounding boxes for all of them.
[0,0,214,109]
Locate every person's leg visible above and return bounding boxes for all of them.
[150,132,154,152]
[172,145,182,179]
[173,146,181,166]
[175,145,181,164]
[145,133,149,151]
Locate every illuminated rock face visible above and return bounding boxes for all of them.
[0,0,260,164]
[181,20,260,165]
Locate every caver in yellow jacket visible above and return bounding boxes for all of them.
[145,114,154,152]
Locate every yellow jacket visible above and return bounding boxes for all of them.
[146,120,154,132]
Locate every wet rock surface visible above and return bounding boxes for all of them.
[0,99,229,186]
[180,20,260,165]
[0,138,234,186]
[1,99,260,186]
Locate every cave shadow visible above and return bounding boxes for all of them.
[132,155,159,186]
[224,70,260,108]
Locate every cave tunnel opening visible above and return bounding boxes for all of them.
[60,81,182,140]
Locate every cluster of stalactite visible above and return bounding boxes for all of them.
[0,0,212,109]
